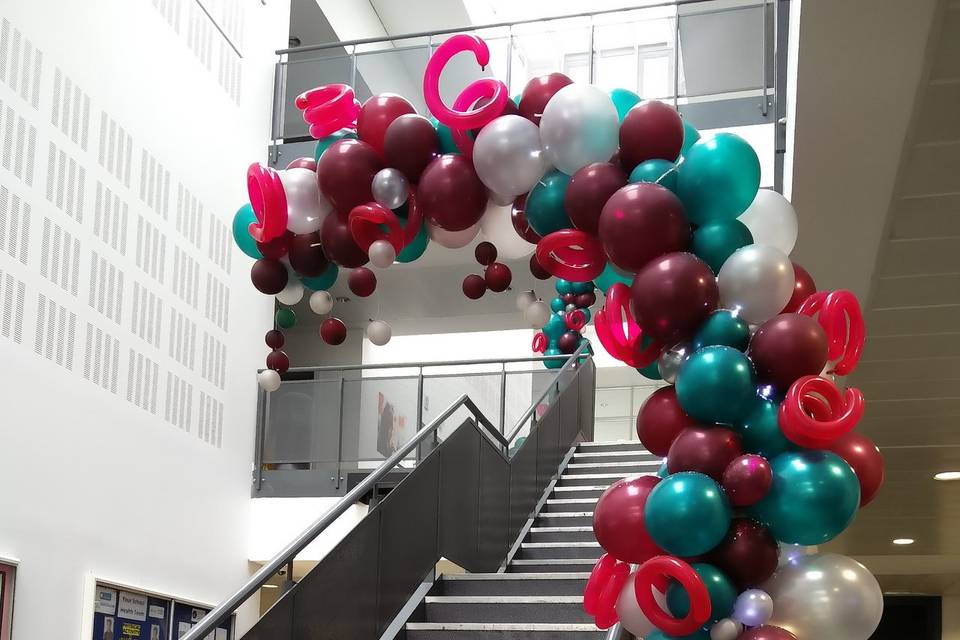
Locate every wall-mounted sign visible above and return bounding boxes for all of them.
[118,592,148,622]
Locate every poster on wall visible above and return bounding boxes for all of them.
[172,602,231,640]
[92,586,168,640]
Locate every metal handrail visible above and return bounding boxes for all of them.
[261,351,588,374]
[185,341,592,640]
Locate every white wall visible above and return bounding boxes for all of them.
[0,1,288,637]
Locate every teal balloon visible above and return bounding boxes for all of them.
[543,313,567,341]
[679,119,700,158]
[314,127,357,162]
[750,451,861,545]
[594,263,632,294]
[544,346,565,369]
[647,630,710,640]
[431,118,460,155]
[657,458,669,478]
[580,307,591,323]
[610,88,641,122]
[571,280,594,295]
[667,563,737,623]
[526,170,571,236]
[512,94,522,106]
[232,204,262,259]
[550,297,565,313]
[691,219,753,274]
[677,132,760,225]
[636,335,663,380]
[629,159,678,194]
[396,223,429,263]
[300,263,339,291]
[692,310,751,352]
[675,346,756,424]
[736,397,793,458]
[644,471,732,557]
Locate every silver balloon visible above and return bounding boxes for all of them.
[368,239,397,269]
[516,290,537,311]
[309,290,334,315]
[657,343,690,384]
[276,280,304,306]
[614,571,661,638]
[777,543,811,568]
[427,220,480,249]
[280,167,332,234]
[525,300,551,328]
[366,320,392,346]
[371,167,409,209]
[479,200,535,259]
[489,190,516,207]
[258,369,281,392]
[738,189,799,255]
[710,618,743,640]
[473,115,547,198]
[717,244,795,325]
[763,552,883,640]
[733,589,773,627]
[539,84,620,175]
[565,303,576,312]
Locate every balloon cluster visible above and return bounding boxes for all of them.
[462,241,513,299]
[528,279,595,368]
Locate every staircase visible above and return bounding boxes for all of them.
[405,440,662,639]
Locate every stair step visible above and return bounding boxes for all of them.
[527,526,595,543]
[424,596,592,624]
[406,622,604,639]
[550,486,607,500]
[557,473,653,487]
[508,559,598,573]
[543,498,597,513]
[577,440,645,453]
[565,461,661,474]
[435,573,589,596]
[517,542,602,560]
[535,512,593,527]
[572,450,658,464]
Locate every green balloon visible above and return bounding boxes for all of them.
[543,346,565,369]
[636,334,663,380]
[675,345,756,424]
[691,219,754,274]
[555,279,574,295]
[526,170,571,237]
[543,313,567,341]
[656,458,669,478]
[396,223,429,263]
[610,88,641,122]
[735,396,794,458]
[512,94,522,106]
[550,297,565,313]
[571,280,594,295]
[629,159,678,194]
[692,310,751,352]
[431,118,460,155]
[581,308,591,324]
[275,308,297,329]
[232,204,262,260]
[644,472,732,557]
[647,630,710,640]
[594,263,632,294]
[679,118,701,158]
[301,263,339,291]
[750,451,861,545]
[677,132,760,225]
[314,128,357,162]
[667,562,737,623]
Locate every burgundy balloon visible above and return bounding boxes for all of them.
[356,93,416,157]
[631,252,719,344]
[575,292,596,308]
[462,274,486,299]
[565,162,627,234]
[512,195,542,243]
[470,95,520,137]
[316,139,383,214]
[722,454,773,507]
[286,157,317,171]
[558,330,580,354]
[826,432,885,506]
[592,475,662,563]
[250,259,288,295]
[739,626,799,640]
[288,231,330,277]
[256,232,292,260]
[266,350,290,374]
[529,253,551,280]
[475,241,498,266]
[383,113,440,183]
[781,262,817,313]
[618,100,685,171]
[265,329,284,350]
[636,386,698,456]
[561,293,576,305]
[348,267,377,297]
[485,262,512,292]
[706,518,779,589]
[599,182,690,273]
[417,155,487,231]
[748,313,828,391]
[518,72,573,125]
[667,426,743,482]
[320,317,347,345]
[320,211,368,268]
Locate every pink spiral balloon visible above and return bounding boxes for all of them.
[246,163,288,243]
[798,289,865,376]
[295,84,360,139]
[422,34,507,130]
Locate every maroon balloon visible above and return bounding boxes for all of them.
[470,95,520,137]
[320,317,347,345]
[558,330,580,354]
[383,113,440,183]
[519,72,573,125]
[565,162,627,234]
[636,386,698,456]
[250,259,288,295]
[561,293,576,305]
[631,252,718,344]
[265,329,284,350]
[462,274,486,299]
[512,194,542,243]
[748,313,828,391]
[348,267,377,297]
[739,626,798,640]
[288,231,330,277]
[417,155,487,231]
[667,426,743,482]
[722,454,773,506]
[485,262,512,292]
[781,262,817,313]
[286,157,317,171]
[706,518,779,589]
[475,241,498,266]
[356,93,416,157]
[257,232,292,260]
[320,212,368,268]
[593,475,662,563]
[618,100,684,171]
[529,253,551,280]
[599,183,690,273]
[826,432,884,506]
[317,139,383,214]
[266,350,289,374]
[575,292,596,308]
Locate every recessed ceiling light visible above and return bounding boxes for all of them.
[261,584,279,589]
[934,471,960,481]
[892,538,915,545]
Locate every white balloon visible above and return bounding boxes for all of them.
[738,189,799,254]
[710,618,743,640]
[276,280,304,306]
[539,84,619,175]
[366,320,392,346]
[309,290,334,315]
[489,190,515,207]
[473,115,547,197]
[371,168,409,210]
[258,369,281,392]
[280,167,331,234]
[615,572,667,638]
[717,244,795,325]
[516,290,537,311]
[733,588,774,627]
[479,200,536,260]
[525,300,551,328]
[427,221,480,249]
[368,239,397,268]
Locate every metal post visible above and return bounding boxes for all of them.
[761,0,769,116]
[587,23,595,84]
[505,30,514,92]
[349,44,357,88]
[416,367,424,461]
[271,62,283,141]
[257,389,271,491]
[499,363,507,436]
[335,378,345,490]
[673,5,681,107]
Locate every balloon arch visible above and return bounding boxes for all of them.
[238,35,884,640]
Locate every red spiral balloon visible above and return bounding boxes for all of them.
[535,229,606,282]
[565,309,587,331]
[798,289,865,376]
[295,84,360,139]
[246,163,288,243]
[532,332,548,353]
[348,202,404,253]
[595,560,630,629]
[584,554,617,616]
[634,556,711,637]
[779,375,865,447]
[594,283,662,368]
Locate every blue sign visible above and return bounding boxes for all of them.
[171,602,231,640]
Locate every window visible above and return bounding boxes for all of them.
[0,562,15,640]
[639,45,672,100]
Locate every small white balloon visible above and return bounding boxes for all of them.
[258,369,281,392]
[366,320,392,346]
[717,244,795,325]
[276,280,304,306]
[479,200,535,260]
[427,221,480,249]
[710,618,743,640]
[516,290,537,311]
[280,167,332,234]
[489,190,516,207]
[733,589,774,627]
[368,239,397,269]
[371,168,409,209]
[525,300,552,328]
[658,343,690,384]
[309,290,334,315]
[738,189,799,255]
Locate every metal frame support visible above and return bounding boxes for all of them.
[587,23,596,84]
[499,363,507,437]
[761,0,769,116]
[335,378,345,490]
[673,4,681,107]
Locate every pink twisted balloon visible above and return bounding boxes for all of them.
[295,84,360,140]
[423,35,507,131]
